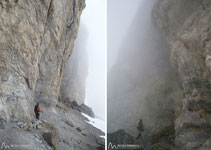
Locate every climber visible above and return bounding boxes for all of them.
[34,103,42,120]
[136,119,144,139]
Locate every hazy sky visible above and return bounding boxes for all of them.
[108,0,142,69]
[78,0,143,120]
[107,0,168,134]
[80,0,105,120]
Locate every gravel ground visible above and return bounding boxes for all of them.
[0,102,105,150]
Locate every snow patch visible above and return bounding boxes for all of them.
[81,113,105,133]
[100,135,105,139]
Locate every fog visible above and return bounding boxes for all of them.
[61,0,105,120]
[81,0,105,120]
[107,0,176,135]
[108,0,141,69]
[60,24,88,105]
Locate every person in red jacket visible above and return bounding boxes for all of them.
[34,103,42,120]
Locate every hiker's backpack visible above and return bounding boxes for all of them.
[34,106,38,114]
[137,119,144,132]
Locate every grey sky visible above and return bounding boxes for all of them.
[80,0,105,120]
[108,0,142,69]
[107,0,168,134]
[78,0,144,120]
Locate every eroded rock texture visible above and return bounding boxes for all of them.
[0,0,85,121]
[153,0,211,149]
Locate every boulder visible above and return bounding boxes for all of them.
[42,120,48,124]
[108,129,135,145]
[76,127,82,132]
[17,121,27,128]
[27,122,33,131]
[42,123,59,150]
[65,120,74,127]
[96,137,105,146]
[42,130,58,150]
[80,104,95,118]
[32,120,40,129]
[17,121,24,126]
[72,101,79,108]
[96,146,105,150]
[81,133,87,136]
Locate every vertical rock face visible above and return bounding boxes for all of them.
[153,0,211,149]
[60,24,88,105]
[0,0,85,121]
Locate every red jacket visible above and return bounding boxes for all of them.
[35,105,42,114]
[37,105,42,113]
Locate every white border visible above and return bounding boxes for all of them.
[105,0,108,149]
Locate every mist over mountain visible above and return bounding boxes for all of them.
[108,0,177,135]
[60,24,88,105]
[108,0,211,149]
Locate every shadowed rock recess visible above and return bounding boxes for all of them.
[108,0,211,150]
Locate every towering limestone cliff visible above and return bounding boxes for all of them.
[153,0,211,149]
[60,24,88,105]
[108,0,211,150]
[0,0,85,121]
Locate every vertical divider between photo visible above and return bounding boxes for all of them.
[105,0,108,149]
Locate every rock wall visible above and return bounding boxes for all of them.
[0,0,85,121]
[153,0,211,149]
[60,24,88,105]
